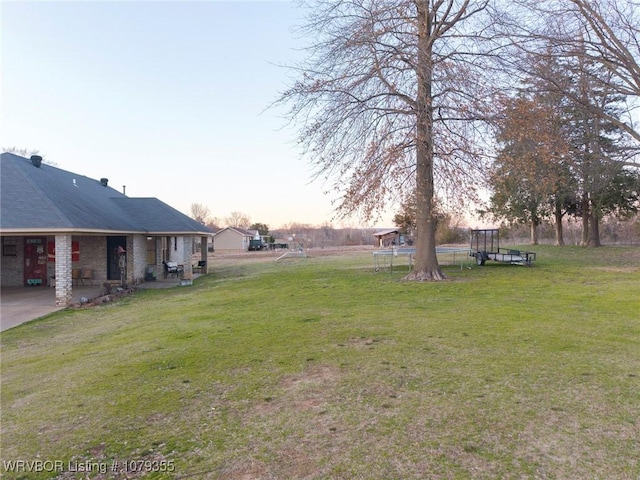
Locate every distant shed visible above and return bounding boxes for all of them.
[372,228,400,248]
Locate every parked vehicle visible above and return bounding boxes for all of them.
[249,239,268,251]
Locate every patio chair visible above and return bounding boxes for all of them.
[163,261,183,279]
[72,268,81,286]
[80,269,93,286]
[193,260,206,274]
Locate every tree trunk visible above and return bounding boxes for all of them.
[580,194,589,246]
[588,210,602,247]
[588,113,603,248]
[554,202,565,246]
[530,220,539,245]
[405,0,445,281]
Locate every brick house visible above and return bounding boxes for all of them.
[0,153,213,306]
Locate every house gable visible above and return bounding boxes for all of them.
[213,227,254,251]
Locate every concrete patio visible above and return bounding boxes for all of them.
[0,277,199,332]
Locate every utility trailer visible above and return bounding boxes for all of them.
[470,229,536,266]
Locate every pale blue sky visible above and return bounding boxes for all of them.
[1,0,393,229]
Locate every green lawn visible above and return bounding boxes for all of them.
[1,246,639,479]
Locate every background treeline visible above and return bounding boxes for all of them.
[270,215,640,249]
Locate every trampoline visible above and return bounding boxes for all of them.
[373,246,472,272]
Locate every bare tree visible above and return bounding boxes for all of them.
[278,0,494,281]
[497,0,640,164]
[486,0,640,250]
[3,146,40,156]
[2,147,58,166]
[207,217,222,230]
[190,203,211,225]
[564,0,640,150]
[225,211,251,229]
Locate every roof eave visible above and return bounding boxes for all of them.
[145,231,214,236]
[0,228,212,236]
[0,228,146,235]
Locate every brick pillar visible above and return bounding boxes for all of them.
[124,236,133,287]
[201,236,208,267]
[55,235,73,306]
[179,236,192,280]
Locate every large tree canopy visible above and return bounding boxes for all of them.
[279,0,495,280]
[487,93,575,245]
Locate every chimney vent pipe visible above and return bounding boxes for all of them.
[100,178,108,187]
[30,155,43,168]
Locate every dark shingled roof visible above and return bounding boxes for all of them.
[111,198,213,234]
[0,152,212,235]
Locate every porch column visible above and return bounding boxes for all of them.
[179,236,192,280]
[54,235,72,306]
[201,236,208,268]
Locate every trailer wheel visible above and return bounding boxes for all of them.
[476,253,485,266]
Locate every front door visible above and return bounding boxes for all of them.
[106,236,127,281]
[24,237,47,286]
